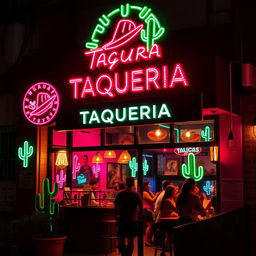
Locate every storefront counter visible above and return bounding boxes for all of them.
[60,206,116,253]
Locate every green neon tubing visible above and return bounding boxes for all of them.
[129,157,138,177]
[174,128,180,143]
[143,159,149,175]
[18,141,33,168]
[201,126,212,142]
[182,153,204,182]
[35,178,59,233]
[129,157,149,176]
[85,3,165,50]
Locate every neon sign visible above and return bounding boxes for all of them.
[72,154,80,180]
[77,173,87,185]
[56,169,66,189]
[203,181,213,196]
[80,103,171,126]
[128,157,150,177]
[67,4,190,102]
[92,163,101,178]
[201,126,212,142]
[85,4,165,51]
[23,82,60,125]
[69,64,189,100]
[174,147,202,156]
[18,141,33,168]
[181,153,204,182]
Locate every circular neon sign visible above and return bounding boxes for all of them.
[23,82,60,125]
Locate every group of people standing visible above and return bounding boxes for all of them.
[114,177,213,256]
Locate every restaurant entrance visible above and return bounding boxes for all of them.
[50,120,218,254]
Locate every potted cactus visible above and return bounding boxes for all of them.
[33,178,67,256]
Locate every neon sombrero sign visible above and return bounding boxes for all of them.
[69,3,190,100]
[23,82,60,125]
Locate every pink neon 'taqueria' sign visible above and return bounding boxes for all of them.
[68,6,190,101]
[23,82,60,125]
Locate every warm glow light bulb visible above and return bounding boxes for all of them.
[155,129,162,137]
[185,131,191,138]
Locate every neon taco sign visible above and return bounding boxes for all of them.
[68,3,190,101]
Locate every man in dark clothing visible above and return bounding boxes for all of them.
[114,177,143,256]
[79,154,94,184]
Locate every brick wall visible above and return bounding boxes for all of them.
[241,93,256,256]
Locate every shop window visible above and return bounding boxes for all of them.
[52,130,66,147]
[173,121,214,143]
[104,126,134,146]
[72,129,101,147]
[71,150,135,190]
[137,124,170,144]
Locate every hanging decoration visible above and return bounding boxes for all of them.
[55,150,69,169]
[92,152,104,163]
[181,153,204,181]
[118,150,131,163]
[104,150,116,158]
[18,141,34,168]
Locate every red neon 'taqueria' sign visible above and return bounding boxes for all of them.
[68,5,190,100]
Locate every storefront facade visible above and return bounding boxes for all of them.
[16,2,243,254]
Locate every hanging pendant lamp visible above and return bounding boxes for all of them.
[147,128,168,141]
[118,150,131,163]
[104,150,116,158]
[92,152,104,163]
[55,150,68,169]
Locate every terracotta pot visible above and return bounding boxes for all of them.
[33,235,67,256]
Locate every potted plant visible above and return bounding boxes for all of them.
[33,178,67,256]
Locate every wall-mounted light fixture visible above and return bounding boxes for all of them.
[209,146,219,163]
[92,152,104,163]
[118,150,131,163]
[55,150,68,169]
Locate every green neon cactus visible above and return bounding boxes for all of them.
[18,141,33,168]
[129,157,138,177]
[141,17,165,51]
[35,178,59,233]
[181,153,204,182]
[143,159,149,175]
[201,126,212,142]
[85,4,165,50]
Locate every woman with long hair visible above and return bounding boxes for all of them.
[143,180,159,246]
[176,178,205,225]
[156,185,179,223]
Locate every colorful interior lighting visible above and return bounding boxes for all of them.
[92,152,104,163]
[118,150,131,163]
[209,146,219,163]
[147,128,168,141]
[55,150,69,169]
[181,130,200,142]
[104,150,116,158]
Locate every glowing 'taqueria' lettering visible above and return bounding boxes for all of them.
[80,103,171,126]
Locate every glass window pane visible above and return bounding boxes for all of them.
[104,126,134,146]
[52,130,66,147]
[72,129,101,147]
[173,120,214,143]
